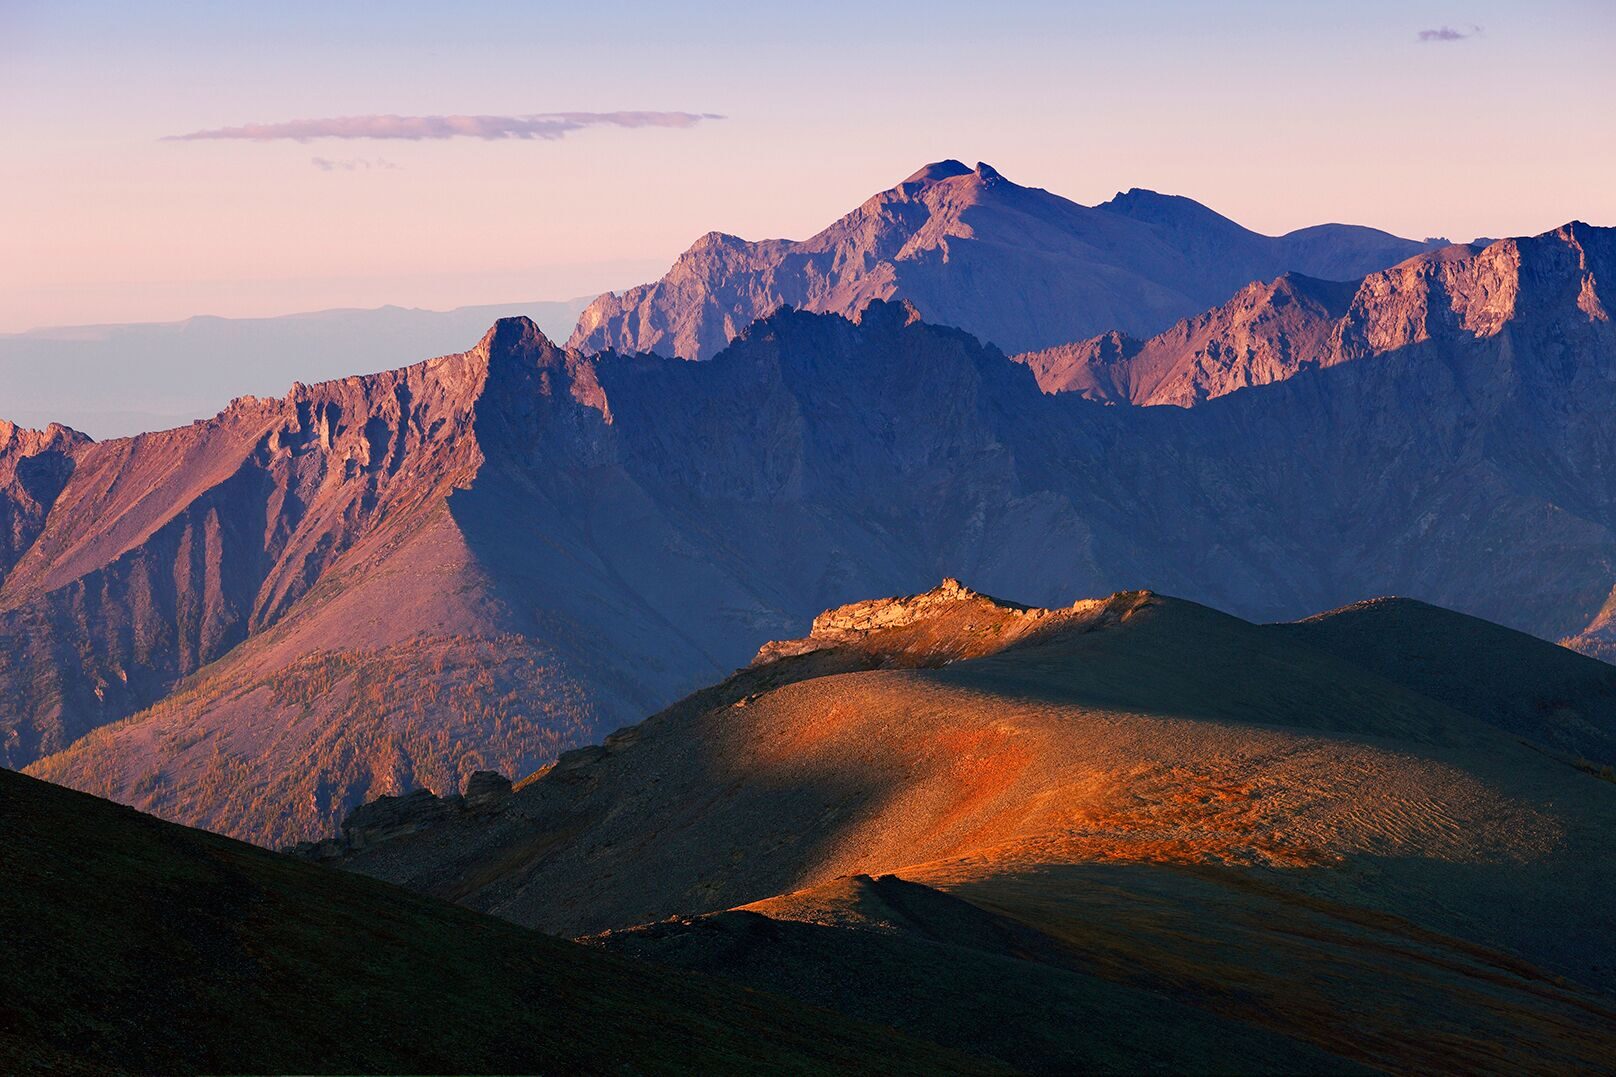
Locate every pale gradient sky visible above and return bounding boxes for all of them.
[2,0,1612,332]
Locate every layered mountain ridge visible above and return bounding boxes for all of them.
[0,297,594,438]
[568,160,1438,359]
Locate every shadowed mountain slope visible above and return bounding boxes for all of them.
[7,320,702,844]
[314,582,1616,1074]
[0,767,986,1076]
[568,161,1435,359]
[1275,595,1616,768]
[590,873,1354,1076]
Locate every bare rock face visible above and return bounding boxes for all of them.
[753,578,1061,664]
[464,768,514,808]
[568,161,1436,360]
[6,320,628,843]
[810,576,986,635]
[1017,274,1357,404]
[1017,223,1612,405]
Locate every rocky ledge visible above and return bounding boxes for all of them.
[288,769,512,859]
[751,578,1068,665]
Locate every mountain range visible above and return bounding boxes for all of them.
[300,579,1616,1073]
[568,160,1440,359]
[4,216,1615,848]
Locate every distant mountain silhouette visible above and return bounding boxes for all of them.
[568,160,1436,358]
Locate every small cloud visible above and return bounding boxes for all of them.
[311,157,401,172]
[1417,25,1481,42]
[164,110,724,142]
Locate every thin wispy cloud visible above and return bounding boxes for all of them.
[164,111,724,142]
[1417,25,1482,42]
[311,156,401,172]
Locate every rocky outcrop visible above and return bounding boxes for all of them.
[291,769,514,857]
[753,581,1155,668]
[755,578,1045,663]
[810,577,1007,635]
[569,160,1436,360]
[464,768,514,808]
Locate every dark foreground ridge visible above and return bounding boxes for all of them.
[0,767,988,1075]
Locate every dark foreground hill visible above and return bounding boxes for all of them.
[314,582,1616,1074]
[0,766,984,1076]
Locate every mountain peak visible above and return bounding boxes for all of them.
[477,315,555,358]
[688,230,745,252]
[473,316,588,381]
[902,159,973,185]
[568,168,1436,360]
